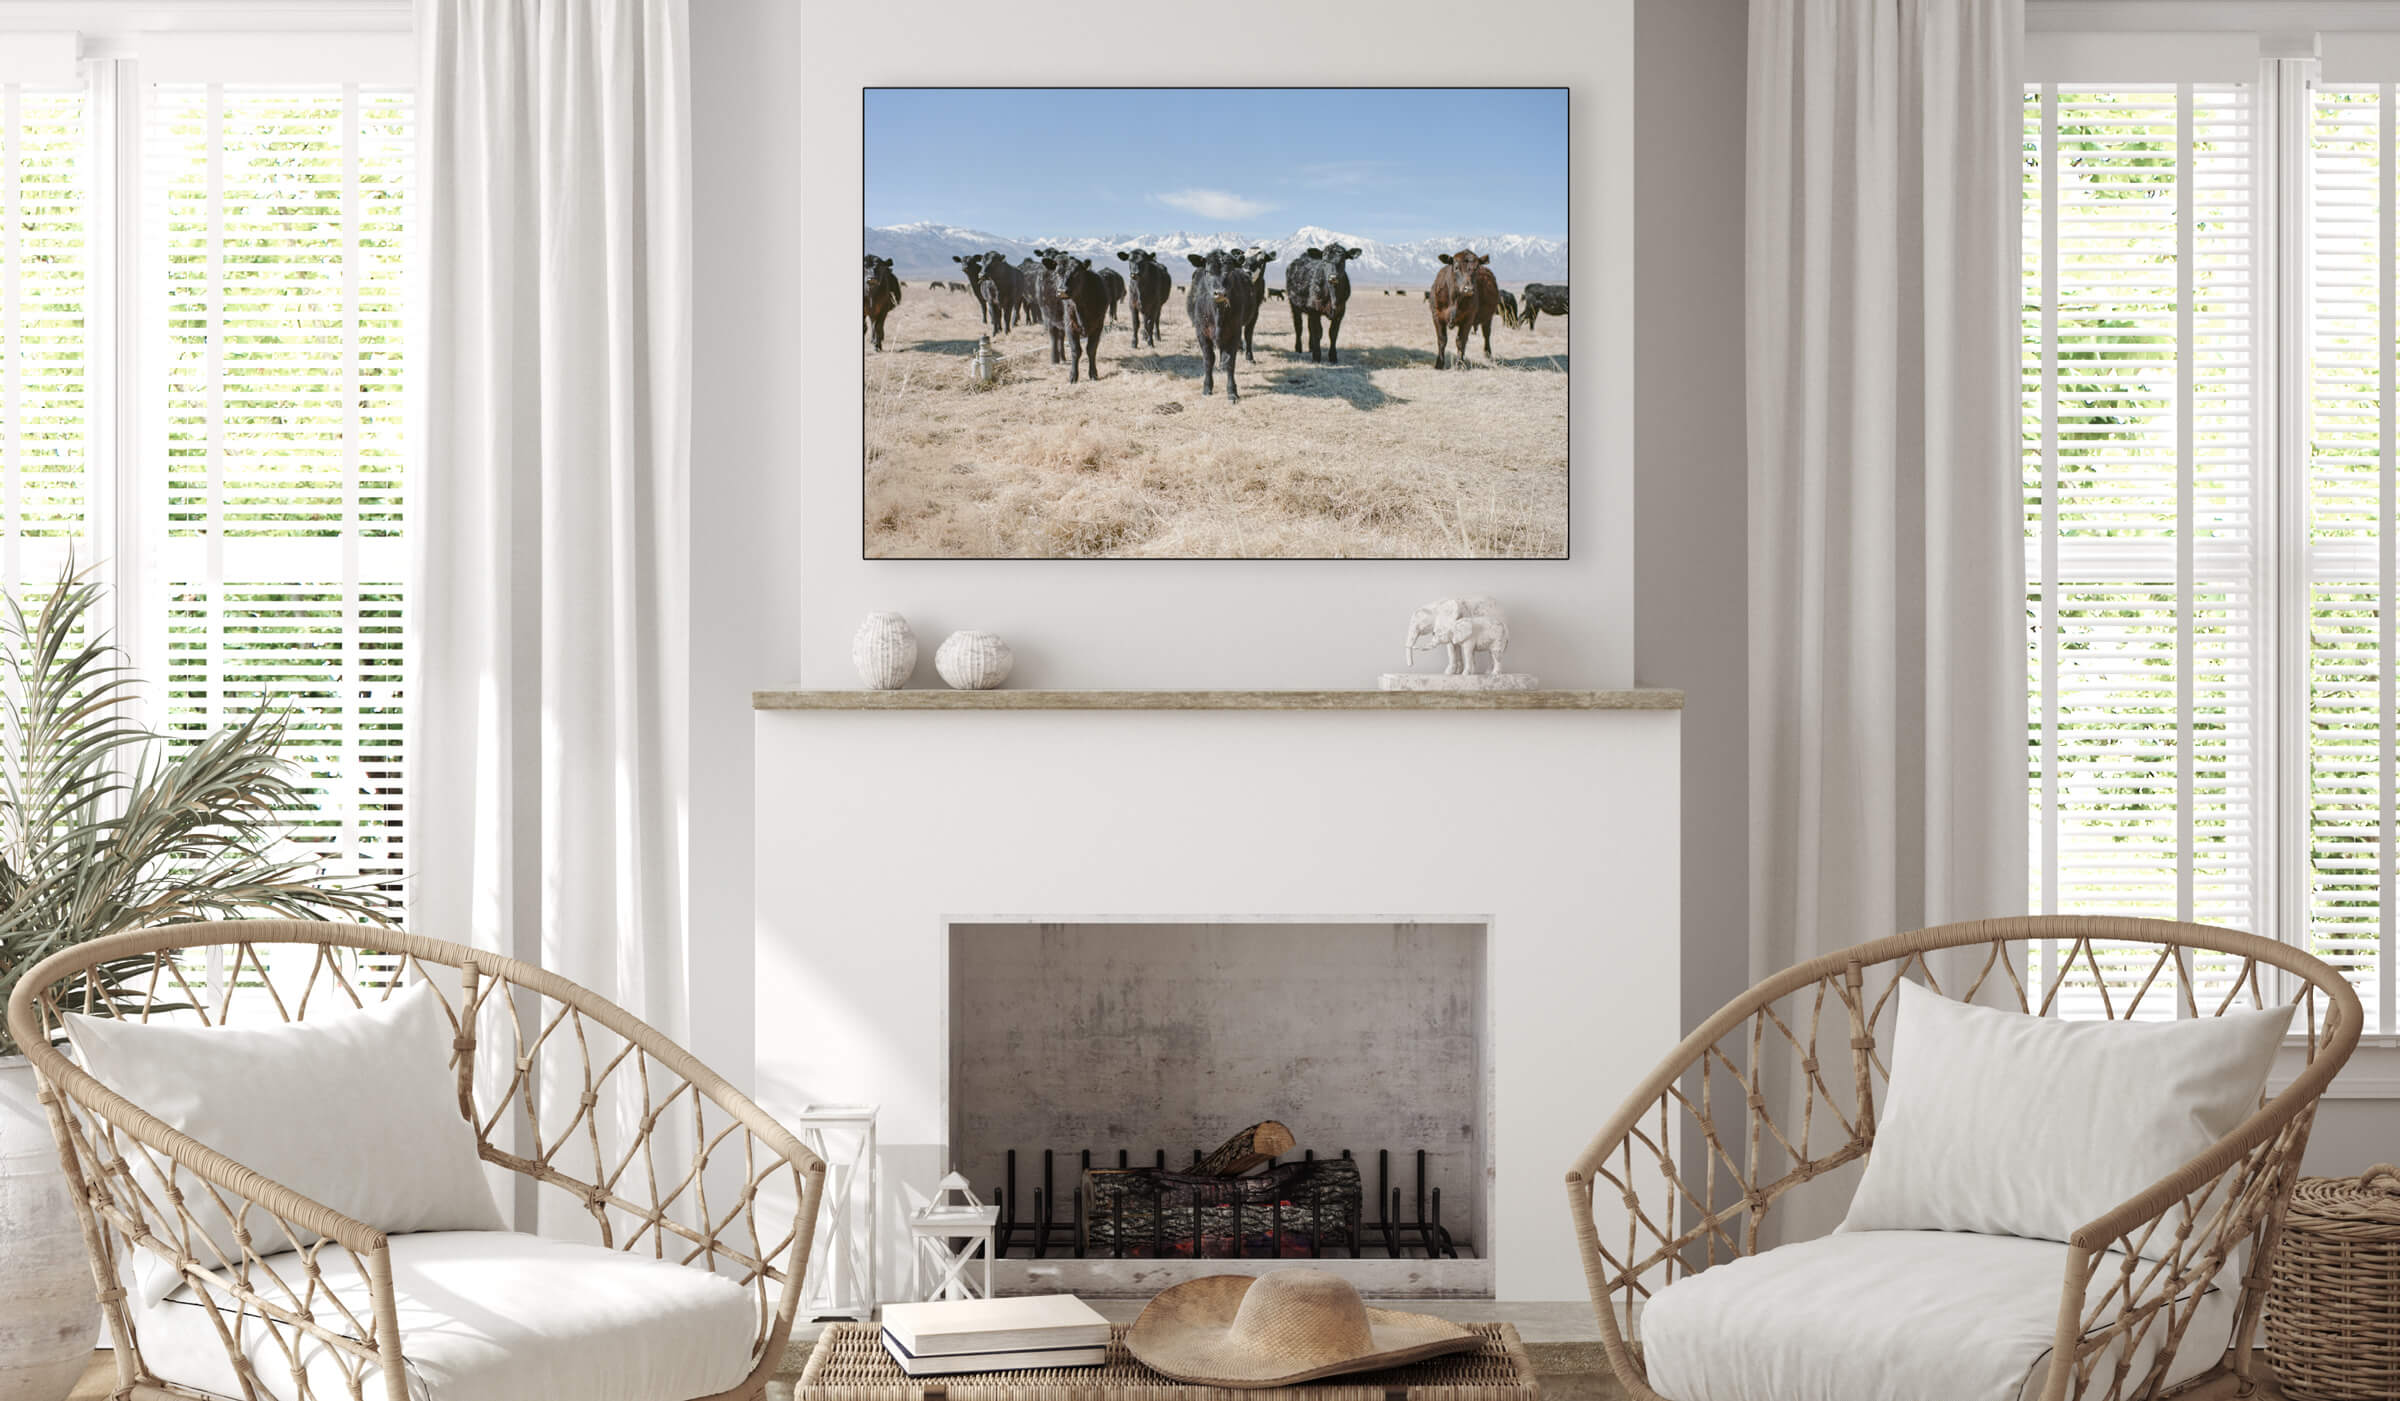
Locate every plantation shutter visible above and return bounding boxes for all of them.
[143,76,414,891]
[0,55,90,594]
[2022,80,2259,1017]
[2308,79,2398,1032]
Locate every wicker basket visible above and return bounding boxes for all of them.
[2267,1164,2400,1401]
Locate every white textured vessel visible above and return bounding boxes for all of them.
[851,613,919,690]
[935,631,1014,690]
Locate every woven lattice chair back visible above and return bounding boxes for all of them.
[1564,916,2361,1401]
[4,918,826,1401]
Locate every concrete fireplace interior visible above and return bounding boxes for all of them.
[948,919,1492,1297]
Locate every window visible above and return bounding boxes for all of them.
[2024,35,2400,1034]
[0,78,89,586]
[148,79,414,891]
[0,34,413,897]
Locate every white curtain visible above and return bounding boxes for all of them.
[410,0,692,1231]
[1745,0,2026,1231]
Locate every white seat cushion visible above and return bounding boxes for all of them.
[136,1230,760,1401]
[1638,1230,2235,1401]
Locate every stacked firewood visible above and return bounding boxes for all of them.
[1080,1122,1363,1257]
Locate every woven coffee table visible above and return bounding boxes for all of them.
[796,1322,1539,1401]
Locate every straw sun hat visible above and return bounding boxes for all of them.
[1125,1270,1480,1387]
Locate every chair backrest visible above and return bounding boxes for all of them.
[7,919,818,1352]
[1566,915,2361,1370]
[1858,918,2346,1159]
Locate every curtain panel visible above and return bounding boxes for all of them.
[1746,0,2028,1237]
[411,0,693,1229]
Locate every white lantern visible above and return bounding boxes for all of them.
[909,1170,999,1301]
[797,1105,878,1320]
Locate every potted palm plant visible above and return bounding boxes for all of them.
[0,569,394,1401]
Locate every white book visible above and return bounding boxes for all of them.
[881,1295,1111,1356]
[882,1329,1107,1376]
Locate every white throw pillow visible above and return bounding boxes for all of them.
[1839,979,2291,1254]
[67,980,505,1303]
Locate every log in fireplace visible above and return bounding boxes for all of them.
[989,1145,1463,1260]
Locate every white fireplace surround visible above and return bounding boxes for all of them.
[752,692,1681,1301]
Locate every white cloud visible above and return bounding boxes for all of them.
[1155,188,1274,222]
[1288,160,1397,192]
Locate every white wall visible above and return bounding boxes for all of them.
[690,0,807,1084]
[695,0,1641,1093]
[1632,0,1750,1057]
[791,0,1635,691]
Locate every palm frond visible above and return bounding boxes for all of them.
[0,564,397,1055]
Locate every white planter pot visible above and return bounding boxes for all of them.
[0,1056,93,1401]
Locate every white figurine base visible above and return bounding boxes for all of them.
[1380,672,1541,691]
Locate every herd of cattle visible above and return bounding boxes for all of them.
[862,245,1568,402]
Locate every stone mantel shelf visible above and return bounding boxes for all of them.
[752,688,1684,711]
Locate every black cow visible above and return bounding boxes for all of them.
[1044,254,1111,383]
[1495,288,1519,329]
[955,252,1019,334]
[863,255,901,351]
[1519,282,1569,331]
[1100,266,1126,327]
[1429,249,1498,369]
[952,253,986,319]
[1232,249,1278,363]
[1118,248,1172,348]
[981,257,1024,334]
[1269,287,1286,301]
[1285,244,1359,363]
[1185,249,1252,401]
[1009,257,1044,328]
[1021,249,1067,363]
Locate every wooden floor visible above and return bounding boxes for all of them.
[70,1306,1610,1399]
[71,1319,2295,1401]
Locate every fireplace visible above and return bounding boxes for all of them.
[752,690,1684,1302]
[949,920,1488,1295]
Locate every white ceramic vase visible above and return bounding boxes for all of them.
[935,631,1013,690]
[851,613,918,690]
[0,1056,94,1401]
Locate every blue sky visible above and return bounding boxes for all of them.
[864,89,1567,243]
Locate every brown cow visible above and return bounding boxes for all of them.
[1428,249,1498,369]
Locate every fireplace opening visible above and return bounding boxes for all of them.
[948,920,1490,1295]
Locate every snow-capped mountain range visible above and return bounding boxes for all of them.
[865,221,1568,285]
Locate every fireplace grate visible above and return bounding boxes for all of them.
[990,1146,1465,1260]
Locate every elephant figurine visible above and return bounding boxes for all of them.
[1404,596,1510,675]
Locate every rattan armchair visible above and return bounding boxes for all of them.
[1565,916,2361,1401]
[4,919,826,1401]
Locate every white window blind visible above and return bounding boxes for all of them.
[142,79,414,892]
[2309,85,2398,1031]
[2024,82,2259,1019]
[2025,39,2400,1037]
[0,79,87,590]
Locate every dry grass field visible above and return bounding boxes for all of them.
[862,282,1569,558]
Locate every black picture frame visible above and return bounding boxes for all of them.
[861,85,1572,562]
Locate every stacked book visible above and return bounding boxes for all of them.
[880,1296,1111,1376]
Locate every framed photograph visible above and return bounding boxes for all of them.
[862,87,1569,561]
